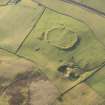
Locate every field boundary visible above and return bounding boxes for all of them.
[15,7,46,54]
[33,0,105,48]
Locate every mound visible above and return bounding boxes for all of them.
[46,27,78,49]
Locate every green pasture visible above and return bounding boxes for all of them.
[46,27,78,49]
[0,49,37,88]
[0,0,45,52]
[0,0,105,104]
[79,0,105,13]
[18,8,105,92]
[0,49,38,104]
[86,66,105,97]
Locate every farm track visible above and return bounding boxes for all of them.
[33,0,105,48]
[62,0,105,18]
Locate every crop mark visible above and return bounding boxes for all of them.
[33,0,105,49]
[0,1,105,103]
[0,0,12,6]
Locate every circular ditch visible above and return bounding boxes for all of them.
[45,27,78,49]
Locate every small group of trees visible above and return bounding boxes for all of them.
[58,56,90,80]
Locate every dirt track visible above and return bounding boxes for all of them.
[62,0,105,17]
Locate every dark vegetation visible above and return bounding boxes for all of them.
[58,56,91,80]
[0,70,49,105]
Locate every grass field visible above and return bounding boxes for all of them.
[18,8,105,70]
[0,0,105,104]
[0,0,9,5]
[17,8,105,92]
[86,66,105,97]
[34,0,105,46]
[0,48,59,105]
[0,0,45,52]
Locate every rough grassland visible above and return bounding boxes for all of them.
[18,9,105,71]
[46,27,78,49]
[77,0,105,13]
[0,49,35,88]
[18,9,105,92]
[34,0,105,46]
[0,49,59,105]
[32,0,105,98]
[0,49,35,105]
[86,66,105,97]
[0,0,105,104]
[54,83,104,105]
[0,0,45,52]
[0,0,9,5]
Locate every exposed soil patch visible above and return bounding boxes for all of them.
[29,79,59,105]
[2,71,59,105]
